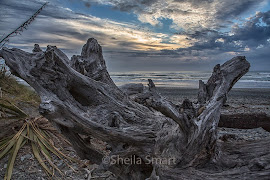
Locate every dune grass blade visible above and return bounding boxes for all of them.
[33,122,77,174]
[0,139,16,159]
[0,100,28,118]
[0,109,20,116]
[0,123,26,154]
[35,127,77,163]
[1,117,79,179]
[32,122,77,161]
[4,146,15,180]
[27,123,30,137]
[19,139,27,149]
[37,138,51,161]
[4,129,26,180]
[0,136,12,147]
[41,149,64,176]
[32,125,77,171]
[30,130,53,176]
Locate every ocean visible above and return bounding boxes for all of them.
[110,71,270,89]
[8,70,270,89]
[1,58,270,89]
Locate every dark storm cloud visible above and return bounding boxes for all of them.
[0,1,95,37]
[112,0,159,12]
[88,0,266,41]
[117,41,170,49]
[84,2,91,8]
[1,0,269,71]
[0,0,98,58]
[149,10,270,71]
[0,0,43,11]
[214,0,261,20]
[0,0,79,37]
[173,0,214,6]
[176,29,220,39]
[102,0,263,21]
[0,0,76,21]
[161,8,193,15]
[231,11,270,45]
[168,10,270,55]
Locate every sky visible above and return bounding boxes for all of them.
[0,0,270,72]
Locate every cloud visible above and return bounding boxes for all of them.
[0,0,269,71]
[231,11,270,46]
[152,10,270,71]
[0,0,186,56]
[84,2,91,8]
[84,0,266,33]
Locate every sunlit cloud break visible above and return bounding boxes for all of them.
[0,0,269,71]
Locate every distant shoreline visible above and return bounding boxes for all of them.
[111,71,270,89]
[157,87,270,118]
[157,87,270,102]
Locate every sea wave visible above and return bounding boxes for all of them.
[13,71,270,89]
[110,71,270,88]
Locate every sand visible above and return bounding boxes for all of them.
[157,87,270,141]
[157,87,270,116]
[1,87,269,179]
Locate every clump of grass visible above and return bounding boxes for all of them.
[0,99,28,119]
[0,74,40,106]
[0,116,78,180]
[0,64,79,180]
[0,64,39,118]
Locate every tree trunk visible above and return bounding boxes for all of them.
[1,39,269,179]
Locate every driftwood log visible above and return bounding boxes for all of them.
[219,113,270,132]
[1,38,270,179]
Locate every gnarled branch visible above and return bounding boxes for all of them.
[0,38,258,180]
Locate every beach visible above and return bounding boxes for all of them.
[1,81,270,179]
[157,87,270,141]
[1,1,270,177]
[157,87,270,116]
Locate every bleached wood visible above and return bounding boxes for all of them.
[1,38,267,180]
